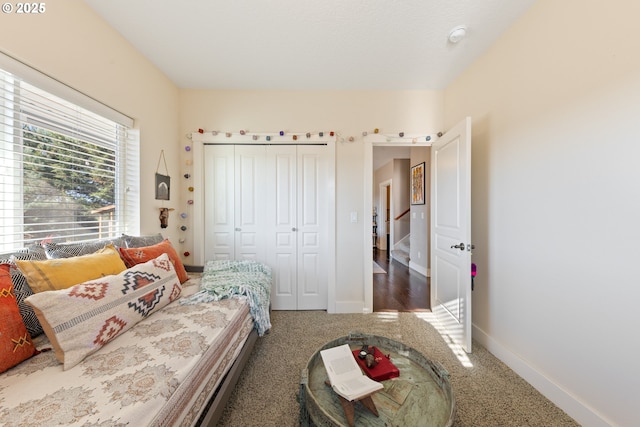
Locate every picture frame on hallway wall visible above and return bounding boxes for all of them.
[411,162,425,205]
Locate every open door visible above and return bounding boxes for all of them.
[431,117,472,352]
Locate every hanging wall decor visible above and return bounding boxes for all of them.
[411,162,426,205]
[155,150,171,200]
[158,207,175,228]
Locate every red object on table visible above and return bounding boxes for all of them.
[352,347,400,381]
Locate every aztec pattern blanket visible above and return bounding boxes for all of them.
[180,260,272,335]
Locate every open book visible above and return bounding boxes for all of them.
[320,344,384,401]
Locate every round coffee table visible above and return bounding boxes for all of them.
[299,333,455,427]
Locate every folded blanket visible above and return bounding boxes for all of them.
[180,260,272,336]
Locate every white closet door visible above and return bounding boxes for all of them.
[267,145,298,309]
[204,145,235,261]
[204,143,328,310]
[297,145,328,310]
[234,145,266,261]
[204,145,266,262]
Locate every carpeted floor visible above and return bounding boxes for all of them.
[216,311,578,427]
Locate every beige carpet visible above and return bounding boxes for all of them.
[217,311,578,427]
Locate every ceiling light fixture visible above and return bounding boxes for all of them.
[448,25,467,44]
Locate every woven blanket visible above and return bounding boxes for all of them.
[180,260,272,335]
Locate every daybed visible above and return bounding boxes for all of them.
[0,235,271,427]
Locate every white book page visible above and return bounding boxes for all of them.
[320,344,383,401]
[333,375,383,401]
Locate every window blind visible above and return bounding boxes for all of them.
[0,56,138,252]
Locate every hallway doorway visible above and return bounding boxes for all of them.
[364,136,432,313]
[373,248,429,312]
[370,144,430,313]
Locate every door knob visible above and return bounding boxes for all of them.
[450,242,465,250]
[292,227,298,232]
[235,227,241,232]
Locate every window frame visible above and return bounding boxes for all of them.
[0,52,138,253]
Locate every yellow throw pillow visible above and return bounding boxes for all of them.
[15,244,127,293]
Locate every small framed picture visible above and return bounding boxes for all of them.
[411,162,425,205]
[155,173,171,200]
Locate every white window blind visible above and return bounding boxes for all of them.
[0,55,138,252]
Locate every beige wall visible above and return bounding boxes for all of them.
[444,0,640,425]
[409,146,429,274]
[392,159,411,244]
[179,89,443,308]
[0,1,181,244]
[373,160,393,250]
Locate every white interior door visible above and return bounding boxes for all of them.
[267,145,298,309]
[204,145,234,261]
[431,117,472,352]
[234,145,266,260]
[296,145,328,310]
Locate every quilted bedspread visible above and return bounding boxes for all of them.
[180,260,272,336]
[0,277,254,427]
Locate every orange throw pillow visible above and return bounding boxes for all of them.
[118,239,189,283]
[0,264,36,373]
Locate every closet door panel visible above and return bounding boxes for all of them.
[204,145,235,261]
[267,146,297,310]
[234,146,266,261]
[297,146,327,310]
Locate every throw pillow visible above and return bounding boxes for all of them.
[0,264,36,373]
[119,239,189,283]
[44,237,126,259]
[15,244,127,293]
[25,253,182,370]
[6,251,48,338]
[123,233,164,248]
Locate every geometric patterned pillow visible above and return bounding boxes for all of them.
[44,237,127,259]
[119,239,189,283]
[123,233,164,248]
[0,264,37,373]
[0,250,29,265]
[10,265,43,338]
[5,252,48,338]
[25,253,182,370]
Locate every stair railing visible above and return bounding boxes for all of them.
[394,208,410,221]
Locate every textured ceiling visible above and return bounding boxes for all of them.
[84,0,536,90]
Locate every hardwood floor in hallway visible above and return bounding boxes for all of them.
[373,249,430,312]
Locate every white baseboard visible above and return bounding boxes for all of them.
[409,261,427,277]
[333,301,364,314]
[472,324,613,427]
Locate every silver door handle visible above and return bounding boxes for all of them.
[450,242,465,250]
[235,227,241,232]
[292,227,298,232]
